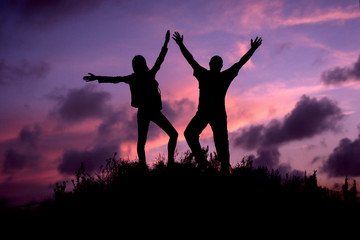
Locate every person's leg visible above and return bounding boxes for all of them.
[184,112,209,167]
[210,115,230,174]
[150,111,178,166]
[137,109,150,166]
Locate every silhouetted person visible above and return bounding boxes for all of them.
[84,30,178,168]
[172,31,262,174]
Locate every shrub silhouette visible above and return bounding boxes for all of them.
[4,147,360,222]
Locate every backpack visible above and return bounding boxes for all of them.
[129,73,162,110]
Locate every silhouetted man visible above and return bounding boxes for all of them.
[172,32,262,174]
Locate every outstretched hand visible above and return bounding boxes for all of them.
[83,73,97,82]
[172,32,183,45]
[165,30,170,43]
[251,36,262,49]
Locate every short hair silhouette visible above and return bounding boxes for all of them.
[209,55,223,72]
[172,31,262,174]
[132,55,149,73]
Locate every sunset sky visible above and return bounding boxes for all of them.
[1,0,360,206]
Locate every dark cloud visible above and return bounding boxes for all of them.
[97,107,138,143]
[51,86,131,175]
[19,125,41,146]
[0,59,50,85]
[251,147,281,169]
[311,156,325,165]
[0,0,104,28]
[321,55,360,85]
[53,88,195,174]
[321,134,360,177]
[3,148,39,172]
[50,85,111,124]
[234,125,264,150]
[2,125,42,173]
[247,146,294,176]
[149,98,195,140]
[56,103,136,175]
[162,98,196,123]
[234,95,343,150]
[274,42,293,55]
[233,95,344,168]
[58,143,118,175]
[96,98,195,144]
[279,95,343,141]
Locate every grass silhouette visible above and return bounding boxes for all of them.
[3,147,360,227]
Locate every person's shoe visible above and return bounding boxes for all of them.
[167,159,175,168]
[220,162,230,175]
[197,159,210,170]
[138,161,149,172]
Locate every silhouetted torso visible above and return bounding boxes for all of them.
[127,71,162,111]
[193,65,238,115]
[100,72,162,111]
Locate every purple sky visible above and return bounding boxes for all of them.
[1,0,360,206]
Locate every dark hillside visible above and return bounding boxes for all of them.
[4,148,360,229]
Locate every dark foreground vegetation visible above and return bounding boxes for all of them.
[3,148,360,228]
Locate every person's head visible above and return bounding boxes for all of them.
[209,55,223,72]
[132,55,149,73]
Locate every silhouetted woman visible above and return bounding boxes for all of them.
[83,30,178,168]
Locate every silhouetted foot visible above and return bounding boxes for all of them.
[167,159,175,168]
[220,163,230,175]
[197,159,210,171]
[220,167,230,176]
[138,161,149,172]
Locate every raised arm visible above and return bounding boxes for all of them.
[152,30,170,74]
[172,32,201,70]
[229,36,262,73]
[83,73,130,84]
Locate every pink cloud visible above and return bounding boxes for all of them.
[225,41,255,70]
[187,1,360,35]
[277,6,360,27]
[225,80,326,133]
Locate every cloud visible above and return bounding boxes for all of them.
[56,104,135,175]
[234,95,344,150]
[321,55,360,85]
[19,125,41,146]
[274,42,293,55]
[97,107,138,143]
[277,6,360,27]
[96,97,196,146]
[247,146,294,176]
[1,0,104,28]
[162,98,196,124]
[49,85,131,174]
[53,89,196,174]
[49,85,111,124]
[194,1,360,35]
[232,95,344,168]
[0,59,50,85]
[49,85,139,142]
[233,125,264,150]
[58,143,118,175]
[230,41,255,69]
[251,147,281,169]
[3,149,39,173]
[2,124,42,173]
[279,95,343,141]
[321,134,360,177]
